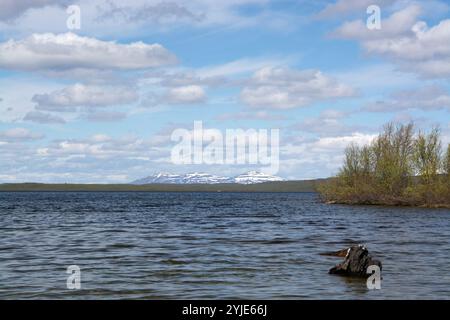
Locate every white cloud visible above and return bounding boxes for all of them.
[216,111,286,121]
[0,0,68,21]
[282,133,377,159]
[23,111,66,124]
[85,111,127,122]
[334,4,422,39]
[279,132,377,179]
[334,5,450,78]
[140,56,296,91]
[0,32,177,71]
[301,133,375,151]
[0,78,64,123]
[316,0,396,19]
[240,67,355,109]
[37,134,170,162]
[292,109,368,137]
[364,85,450,112]
[0,0,297,38]
[32,83,139,111]
[198,56,295,78]
[333,64,419,91]
[165,85,206,104]
[96,1,206,24]
[0,127,44,141]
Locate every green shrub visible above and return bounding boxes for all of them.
[319,122,449,207]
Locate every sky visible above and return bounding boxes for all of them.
[0,0,449,183]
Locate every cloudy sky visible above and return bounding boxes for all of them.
[0,0,449,183]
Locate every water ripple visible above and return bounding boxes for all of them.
[0,192,449,299]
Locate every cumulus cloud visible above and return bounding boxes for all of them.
[333,5,450,78]
[303,133,376,152]
[23,111,66,124]
[156,70,228,88]
[240,67,355,109]
[32,83,139,111]
[36,134,169,160]
[0,0,69,21]
[0,127,44,141]
[0,0,305,38]
[292,109,367,137]
[165,85,206,104]
[140,56,291,90]
[364,85,450,112]
[334,4,422,39]
[0,32,177,71]
[96,1,205,24]
[0,131,173,183]
[316,0,396,19]
[279,132,378,179]
[282,132,377,159]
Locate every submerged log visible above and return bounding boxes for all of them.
[328,245,382,277]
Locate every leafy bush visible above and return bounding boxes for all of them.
[318,122,450,207]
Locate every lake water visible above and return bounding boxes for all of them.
[0,192,449,299]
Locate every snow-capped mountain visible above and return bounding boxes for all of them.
[233,171,284,184]
[131,171,283,185]
[131,172,186,184]
[131,172,234,185]
[179,172,234,184]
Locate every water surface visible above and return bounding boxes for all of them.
[0,192,449,299]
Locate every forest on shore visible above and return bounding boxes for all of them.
[318,123,450,208]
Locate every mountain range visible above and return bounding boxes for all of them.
[131,171,284,185]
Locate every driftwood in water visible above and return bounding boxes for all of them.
[319,247,350,257]
[325,245,382,277]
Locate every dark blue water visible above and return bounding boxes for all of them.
[0,192,449,299]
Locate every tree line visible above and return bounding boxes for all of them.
[318,123,450,207]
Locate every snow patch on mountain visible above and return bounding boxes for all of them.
[233,171,284,184]
[131,171,283,185]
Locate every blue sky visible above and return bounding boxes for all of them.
[0,0,449,183]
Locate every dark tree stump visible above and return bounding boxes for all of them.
[328,245,382,277]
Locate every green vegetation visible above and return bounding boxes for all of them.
[318,123,450,208]
[0,180,319,193]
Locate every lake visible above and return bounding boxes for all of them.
[0,192,449,299]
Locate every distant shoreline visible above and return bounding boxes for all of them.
[0,180,320,193]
